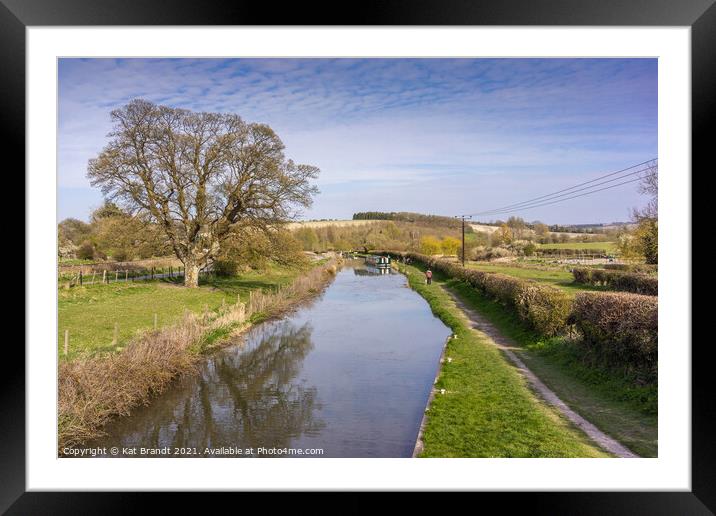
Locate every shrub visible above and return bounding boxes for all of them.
[76,241,95,260]
[473,246,513,261]
[112,249,130,262]
[513,283,572,337]
[570,292,657,381]
[213,259,239,277]
[572,267,657,295]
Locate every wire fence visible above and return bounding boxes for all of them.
[58,265,215,287]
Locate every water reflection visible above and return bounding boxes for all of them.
[93,321,324,455]
[353,266,393,276]
[90,264,451,457]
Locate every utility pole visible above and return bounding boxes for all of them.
[456,215,471,266]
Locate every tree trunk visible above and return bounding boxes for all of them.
[184,261,201,288]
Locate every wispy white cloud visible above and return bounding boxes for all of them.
[58,58,657,224]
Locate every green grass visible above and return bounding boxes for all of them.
[58,258,97,266]
[538,241,617,251]
[430,271,657,458]
[466,262,606,296]
[58,263,305,359]
[401,264,608,458]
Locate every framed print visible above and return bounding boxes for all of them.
[5,0,711,512]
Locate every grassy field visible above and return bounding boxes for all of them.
[401,264,608,458]
[465,262,606,296]
[58,264,307,359]
[538,241,617,251]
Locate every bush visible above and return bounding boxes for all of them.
[570,292,657,381]
[473,246,513,261]
[112,249,130,262]
[213,259,239,277]
[513,283,572,337]
[572,268,657,295]
[76,241,95,260]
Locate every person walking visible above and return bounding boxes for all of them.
[425,269,433,285]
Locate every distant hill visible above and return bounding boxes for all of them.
[352,211,462,230]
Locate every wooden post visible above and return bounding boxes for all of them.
[115,271,119,282]
[151,266,154,279]
[64,329,69,356]
[112,322,119,346]
[103,270,107,284]
[154,313,158,329]
[79,271,83,286]
[237,293,241,305]
[125,270,128,281]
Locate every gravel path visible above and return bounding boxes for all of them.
[445,288,638,458]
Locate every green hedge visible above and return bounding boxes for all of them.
[603,263,658,274]
[536,248,611,256]
[400,252,571,337]
[390,252,657,382]
[570,292,658,380]
[572,268,658,295]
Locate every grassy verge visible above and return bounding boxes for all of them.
[58,263,306,359]
[406,258,657,457]
[465,262,606,296]
[400,264,608,458]
[58,259,338,450]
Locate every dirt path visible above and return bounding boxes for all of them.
[444,287,638,458]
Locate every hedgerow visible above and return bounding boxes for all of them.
[572,267,658,295]
[569,292,658,381]
[398,252,571,336]
[535,248,611,256]
[603,263,658,274]
[389,252,657,382]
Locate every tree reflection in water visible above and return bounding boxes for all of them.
[95,321,324,455]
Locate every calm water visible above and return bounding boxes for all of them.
[91,262,451,457]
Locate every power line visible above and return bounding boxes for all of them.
[465,158,656,218]
[473,176,644,217]
[473,166,650,217]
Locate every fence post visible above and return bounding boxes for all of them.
[151,267,154,280]
[115,271,119,282]
[64,329,69,356]
[79,271,83,286]
[125,270,128,281]
[103,270,107,284]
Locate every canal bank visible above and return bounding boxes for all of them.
[84,261,452,457]
[398,262,610,458]
[59,258,341,453]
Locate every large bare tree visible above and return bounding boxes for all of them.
[88,99,319,287]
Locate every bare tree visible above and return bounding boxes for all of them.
[88,99,319,287]
[633,159,658,221]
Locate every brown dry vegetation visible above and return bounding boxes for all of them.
[58,259,339,452]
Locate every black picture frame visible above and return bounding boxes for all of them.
[5,0,708,512]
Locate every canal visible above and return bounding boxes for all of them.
[91,260,451,457]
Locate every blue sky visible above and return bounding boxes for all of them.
[58,58,657,224]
